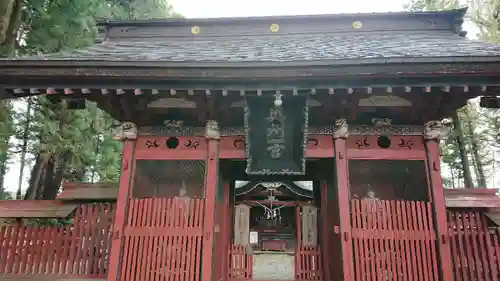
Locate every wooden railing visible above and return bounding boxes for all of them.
[228,244,252,279]
[448,211,500,281]
[295,245,323,281]
[350,199,439,281]
[0,203,115,278]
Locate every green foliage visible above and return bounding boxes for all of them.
[0,0,181,197]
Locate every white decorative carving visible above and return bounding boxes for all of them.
[205,120,220,140]
[333,119,348,139]
[164,120,184,128]
[440,119,453,140]
[424,120,450,140]
[372,117,392,127]
[358,95,412,107]
[112,121,137,141]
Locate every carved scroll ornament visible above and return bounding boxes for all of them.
[205,120,220,140]
[333,119,348,139]
[112,121,138,141]
[424,120,452,140]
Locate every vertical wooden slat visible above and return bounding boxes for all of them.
[350,200,441,281]
[447,211,500,281]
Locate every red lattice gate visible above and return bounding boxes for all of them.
[350,199,439,281]
[447,211,500,281]
[118,197,204,281]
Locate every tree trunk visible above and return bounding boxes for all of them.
[24,153,50,200]
[17,98,32,199]
[464,106,487,188]
[0,153,7,199]
[0,0,21,56]
[0,0,15,44]
[453,111,474,188]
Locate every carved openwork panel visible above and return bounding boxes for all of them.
[136,136,207,151]
[347,135,425,150]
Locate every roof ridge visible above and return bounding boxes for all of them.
[96,8,468,27]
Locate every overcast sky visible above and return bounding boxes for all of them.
[168,0,408,17]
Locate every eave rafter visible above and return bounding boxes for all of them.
[4,84,498,125]
[5,84,498,99]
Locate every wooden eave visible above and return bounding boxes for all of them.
[3,57,500,85]
[444,188,500,209]
[0,200,78,218]
[57,182,118,201]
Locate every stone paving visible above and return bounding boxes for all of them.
[252,253,294,280]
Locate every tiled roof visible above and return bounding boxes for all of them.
[17,31,500,63]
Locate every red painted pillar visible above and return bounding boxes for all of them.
[333,120,354,281]
[319,182,331,281]
[107,140,135,281]
[424,132,453,281]
[221,182,231,281]
[201,120,220,281]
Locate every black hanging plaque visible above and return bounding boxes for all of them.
[244,95,308,175]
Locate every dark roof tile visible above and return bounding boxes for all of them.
[13,31,500,63]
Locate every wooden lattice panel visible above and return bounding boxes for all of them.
[118,197,204,281]
[447,211,500,281]
[350,199,439,281]
[0,203,115,277]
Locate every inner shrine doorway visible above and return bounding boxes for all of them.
[231,181,320,280]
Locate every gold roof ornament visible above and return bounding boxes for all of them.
[270,23,280,33]
[352,21,362,29]
[191,26,200,35]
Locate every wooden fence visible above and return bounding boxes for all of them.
[228,244,252,279]
[118,197,204,281]
[295,245,323,281]
[448,211,500,281]
[350,199,439,281]
[0,203,115,278]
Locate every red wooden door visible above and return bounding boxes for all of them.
[117,197,205,281]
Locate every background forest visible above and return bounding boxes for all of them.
[0,0,499,200]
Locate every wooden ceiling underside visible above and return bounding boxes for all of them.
[3,83,496,126]
[88,86,482,126]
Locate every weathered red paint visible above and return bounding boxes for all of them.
[351,199,438,281]
[107,140,134,281]
[2,134,500,281]
[135,136,207,160]
[118,197,204,281]
[228,244,252,279]
[425,140,454,281]
[201,136,220,281]
[218,135,334,159]
[334,137,355,281]
[447,211,500,281]
[319,183,330,281]
[0,203,115,277]
[295,245,323,281]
